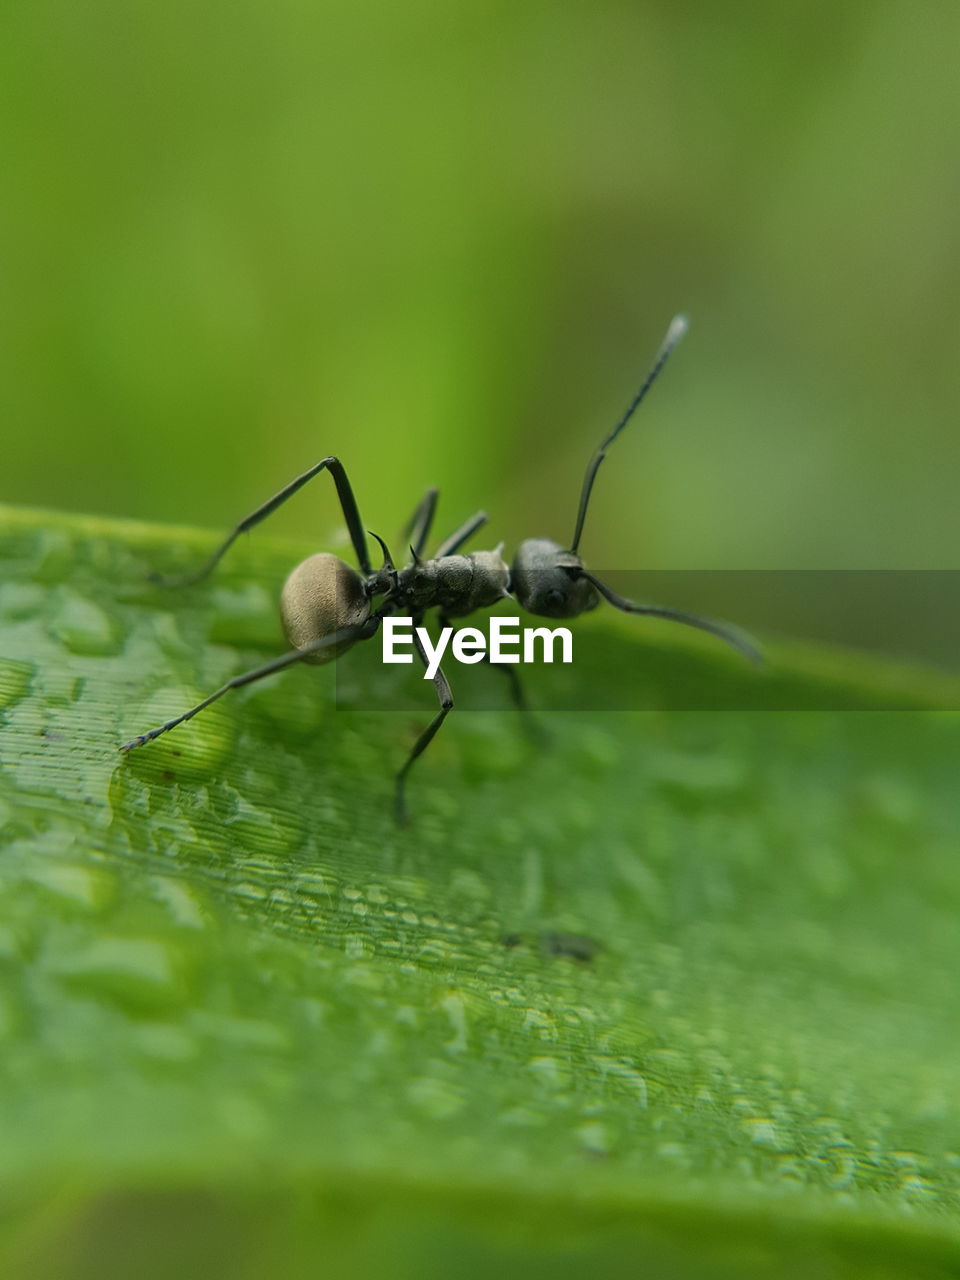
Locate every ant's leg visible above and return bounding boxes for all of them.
[436,611,543,742]
[120,619,380,751]
[394,623,454,825]
[479,654,546,743]
[401,487,439,561]
[152,456,372,586]
[433,510,488,558]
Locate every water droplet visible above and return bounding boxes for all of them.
[0,659,32,709]
[0,990,19,1040]
[50,590,123,656]
[500,1106,545,1127]
[899,1175,935,1198]
[600,1061,648,1106]
[650,748,751,802]
[0,583,45,621]
[194,1013,289,1051]
[49,936,189,1010]
[859,775,920,827]
[209,583,277,650]
[527,1056,571,1089]
[216,1092,269,1140]
[26,862,116,912]
[891,1150,921,1167]
[438,992,469,1053]
[0,925,22,962]
[576,1122,610,1155]
[448,868,491,904]
[32,529,73,583]
[135,1023,198,1062]
[575,727,621,770]
[150,877,210,929]
[407,1075,463,1119]
[741,1116,779,1147]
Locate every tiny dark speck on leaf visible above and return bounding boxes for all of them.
[162,770,176,782]
[541,932,600,963]
[501,933,524,949]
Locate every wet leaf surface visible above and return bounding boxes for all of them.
[1,504,959,1278]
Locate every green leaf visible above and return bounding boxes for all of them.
[1,503,959,1279]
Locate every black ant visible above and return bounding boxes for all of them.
[121,315,760,822]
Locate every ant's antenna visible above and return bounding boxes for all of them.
[579,569,763,665]
[569,313,689,554]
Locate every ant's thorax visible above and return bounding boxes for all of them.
[366,548,509,620]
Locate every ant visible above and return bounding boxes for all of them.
[121,314,760,822]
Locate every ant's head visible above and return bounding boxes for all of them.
[510,538,598,619]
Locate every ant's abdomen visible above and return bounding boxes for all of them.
[280,552,371,664]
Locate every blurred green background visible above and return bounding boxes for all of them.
[4,9,960,1274]
[2,1,958,573]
